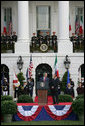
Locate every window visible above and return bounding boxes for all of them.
[75,7,84,35]
[36,6,51,36]
[3,8,12,33]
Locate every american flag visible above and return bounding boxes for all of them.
[13,72,20,87]
[9,22,12,35]
[26,55,33,80]
[75,15,79,35]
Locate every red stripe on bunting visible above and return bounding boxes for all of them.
[16,103,39,106]
[16,102,72,106]
[13,80,18,83]
[44,105,72,120]
[17,106,43,121]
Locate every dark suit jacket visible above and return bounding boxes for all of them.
[40,77,49,83]
[64,87,74,97]
[49,78,60,93]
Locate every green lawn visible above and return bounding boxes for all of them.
[1,120,84,125]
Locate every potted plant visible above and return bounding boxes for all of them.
[1,100,17,122]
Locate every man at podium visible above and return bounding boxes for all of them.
[37,72,49,105]
[40,72,49,83]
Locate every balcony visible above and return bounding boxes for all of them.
[30,34,58,53]
[1,34,17,53]
[70,35,84,53]
[1,35,84,53]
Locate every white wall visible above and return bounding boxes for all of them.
[1,1,84,38]
[1,53,84,98]
[1,1,84,99]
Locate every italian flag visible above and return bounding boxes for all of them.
[54,55,59,77]
[69,16,71,31]
[79,16,83,35]
[69,24,71,31]
[3,9,7,33]
[13,72,20,87]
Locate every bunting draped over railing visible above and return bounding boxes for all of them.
[14,103,78,121]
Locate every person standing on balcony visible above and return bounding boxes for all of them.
[51,32,57,51]
[45,32,50,46]
[38,31,44,46]
[12,31,17,42]
[31,33,38,47]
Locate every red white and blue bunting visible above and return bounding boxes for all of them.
[14,103,78,121]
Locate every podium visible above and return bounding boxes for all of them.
[37,81,49,105]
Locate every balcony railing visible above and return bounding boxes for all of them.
[1,35,17,53]
[1,35,84,53]
[30,35,58,53]
[70,35,84,53]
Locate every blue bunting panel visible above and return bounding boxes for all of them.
[14,103,78,121]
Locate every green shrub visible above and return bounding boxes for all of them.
[61,71,70,92]
[17,95,33,103]
[59,94,73,102]
[1,100,17,114]
[17,72,25,86]
[76,94,84,100]
[1,95,13,101]
[72,98,84,116]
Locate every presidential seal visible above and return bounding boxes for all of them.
[40,44,48,52]
[40,82,45,87]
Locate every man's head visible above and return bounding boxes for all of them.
[46,32,49,35]
[53,74,57,78]
[23,80,27,85]
[79,82,82,87]
[67,83,71,88]
[4,78,7,82]
[33,33,36,36]
[43,72,47,78]
[72,33,75,36]
[70,78,72,82]
[53,32,56,35]
[40,31,43,35]
[13,31,16,35]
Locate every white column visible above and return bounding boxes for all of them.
[58,1,73,54]
[15,1,30,54]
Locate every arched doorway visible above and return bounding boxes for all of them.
[78,64,84,84]
[35,63,52,95]
[1,64,9,95]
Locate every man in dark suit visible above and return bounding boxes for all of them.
[45,32,50,46]
[49,74,60,104]
[51,32,57,51]
[23,80,29,95]
[64,83,74,98]
[27,76,34,97]
[40,72,49,83]
[12,31,17,42]
[38,31,44,46]
[31,33,38,47]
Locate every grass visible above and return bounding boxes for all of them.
[1,120,84,125]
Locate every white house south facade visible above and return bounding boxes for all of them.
[1,1,84,100]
